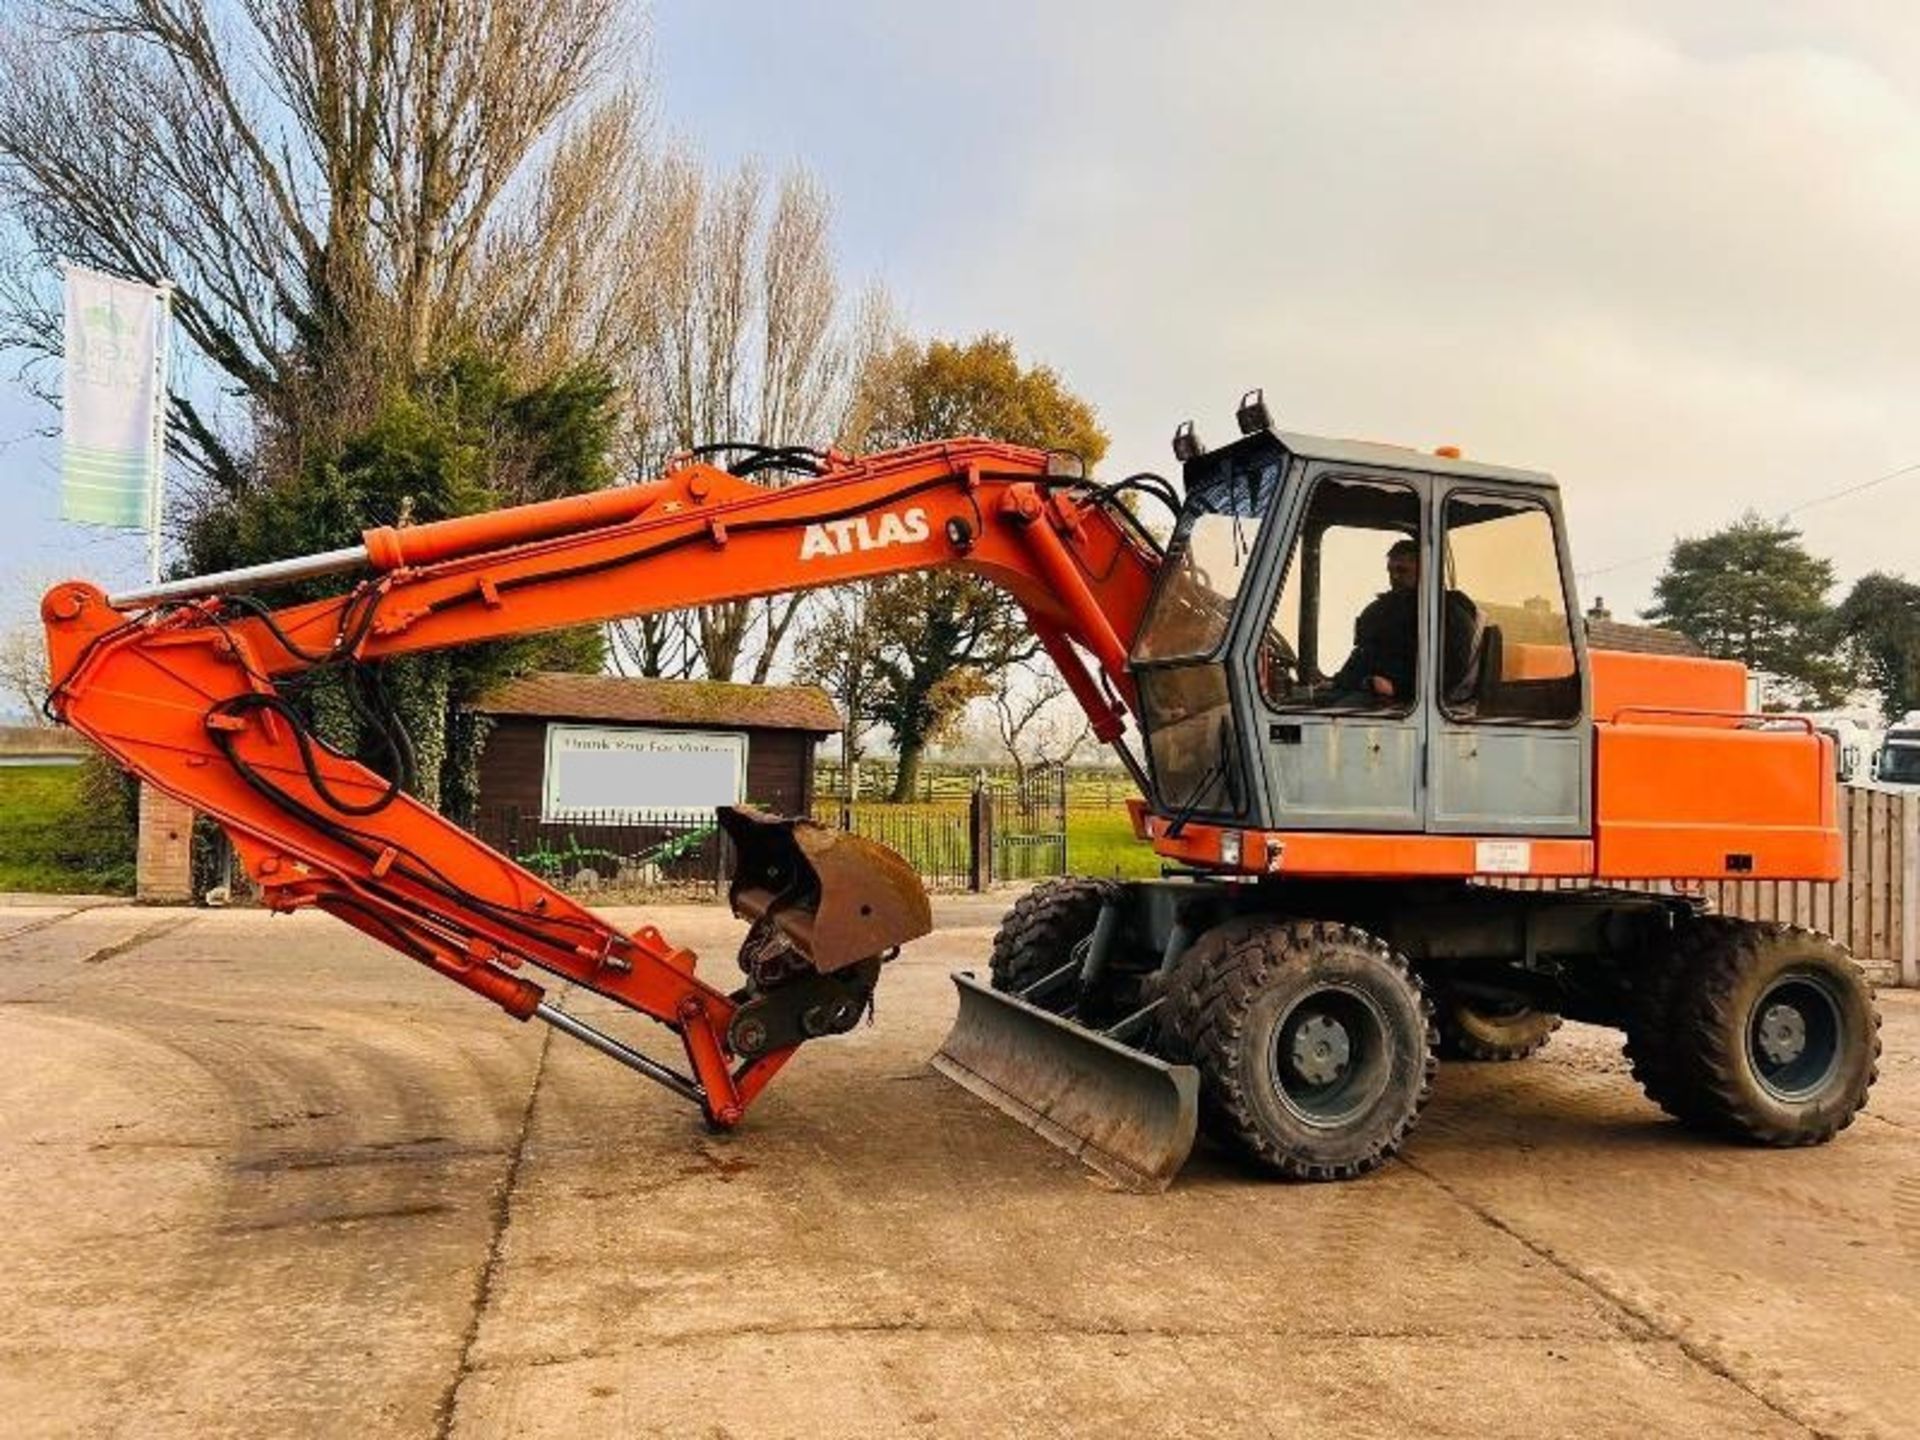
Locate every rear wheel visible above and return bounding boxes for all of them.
[1632,918,1879,1144]
[988,877,1117,1008]
[1434,994,1561,1061]
[1163,919,1435,1181]
[1623,918,1724,1126]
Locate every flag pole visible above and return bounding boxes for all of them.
[148,282,173,585]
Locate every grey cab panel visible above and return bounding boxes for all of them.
[1264,715,1423,830]
[1426,728,1586,834]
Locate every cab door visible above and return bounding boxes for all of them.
[1423,488,1590,838]
[1253,469,1429,832]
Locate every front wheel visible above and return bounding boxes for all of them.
[1162,919,1435,1181]
[988,876,1116,1008]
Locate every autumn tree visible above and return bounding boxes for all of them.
[1644,514,1846,708]
[814,333,1108,801]
[1833,573,1920,721]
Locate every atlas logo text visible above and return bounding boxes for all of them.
[799,508,930,560]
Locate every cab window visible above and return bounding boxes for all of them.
[1259,476,1421,714]
[1440,494,1581,723]
[1135,450,1286,662]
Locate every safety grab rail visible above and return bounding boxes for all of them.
[1604,705,1815,731]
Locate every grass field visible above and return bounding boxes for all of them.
[0,763,137,895]
[1065,807,1160,879]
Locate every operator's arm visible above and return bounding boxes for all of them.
[1328,596,1385,695]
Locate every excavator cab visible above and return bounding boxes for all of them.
[945,410,1859,1190]
[1129,427,1591,842]
[939,424,1616,1188]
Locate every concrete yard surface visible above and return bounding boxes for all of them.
[2,898,1917,1439]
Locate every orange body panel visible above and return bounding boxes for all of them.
[1588,648,1748,724]
[1594,721,1841,880]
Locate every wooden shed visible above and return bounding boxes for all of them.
[469,672,841,820]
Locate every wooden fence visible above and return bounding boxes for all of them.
[1517,787,1918,986]
[1702,786,1917,987]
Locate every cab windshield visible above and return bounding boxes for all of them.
[1133,448,1286,661]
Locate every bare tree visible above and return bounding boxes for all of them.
[2,0,885,689]
[795,582,881,793]
[0,566,65,721]
[0,620,50,722]
[601,163,893,681]
[0,0,630,493]
[990,661,1092,786]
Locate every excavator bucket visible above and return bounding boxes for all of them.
[718,806,933,973]
[932,973,1200,1192]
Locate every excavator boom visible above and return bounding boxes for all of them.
[41,439,1169,1143]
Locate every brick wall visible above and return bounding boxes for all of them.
[136,785,194,904]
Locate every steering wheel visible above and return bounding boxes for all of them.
[1257,629,1299,697]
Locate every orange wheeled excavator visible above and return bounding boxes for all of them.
[42,393,1881,1189]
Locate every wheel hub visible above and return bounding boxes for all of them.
[1756,1002,1807,1067]
[1289,1013,1352,1086]
[1269,982,1394,1130]
[1746,973,1845,1102]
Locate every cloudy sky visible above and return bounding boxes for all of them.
[4,0,1917,625]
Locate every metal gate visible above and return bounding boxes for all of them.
[990,765,1068,884]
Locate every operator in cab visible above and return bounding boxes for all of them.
[1328,539,1420,706]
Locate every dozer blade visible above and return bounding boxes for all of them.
[932,972,1200,1193]
[718,806,932,974]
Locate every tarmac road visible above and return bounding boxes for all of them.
[1,895,1916,1439]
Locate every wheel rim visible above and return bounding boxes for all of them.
[1746,972,1845,1102]
[1270,983,1393,1128]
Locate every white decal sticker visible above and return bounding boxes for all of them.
[1475,840,1532,874]
[799,506,931,560]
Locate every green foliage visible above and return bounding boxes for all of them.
[180,353,617,811]
[1644,513,1847,707]
[185,355,618,573]
[0,759,137,894]
[844,334,1111,800]
[865,576,1028,792]
[1833,572,1920,721]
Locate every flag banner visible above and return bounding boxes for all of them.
[61,266,167,530]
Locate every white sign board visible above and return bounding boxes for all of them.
[542,725,747,820]
[1474,839,1533,874]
